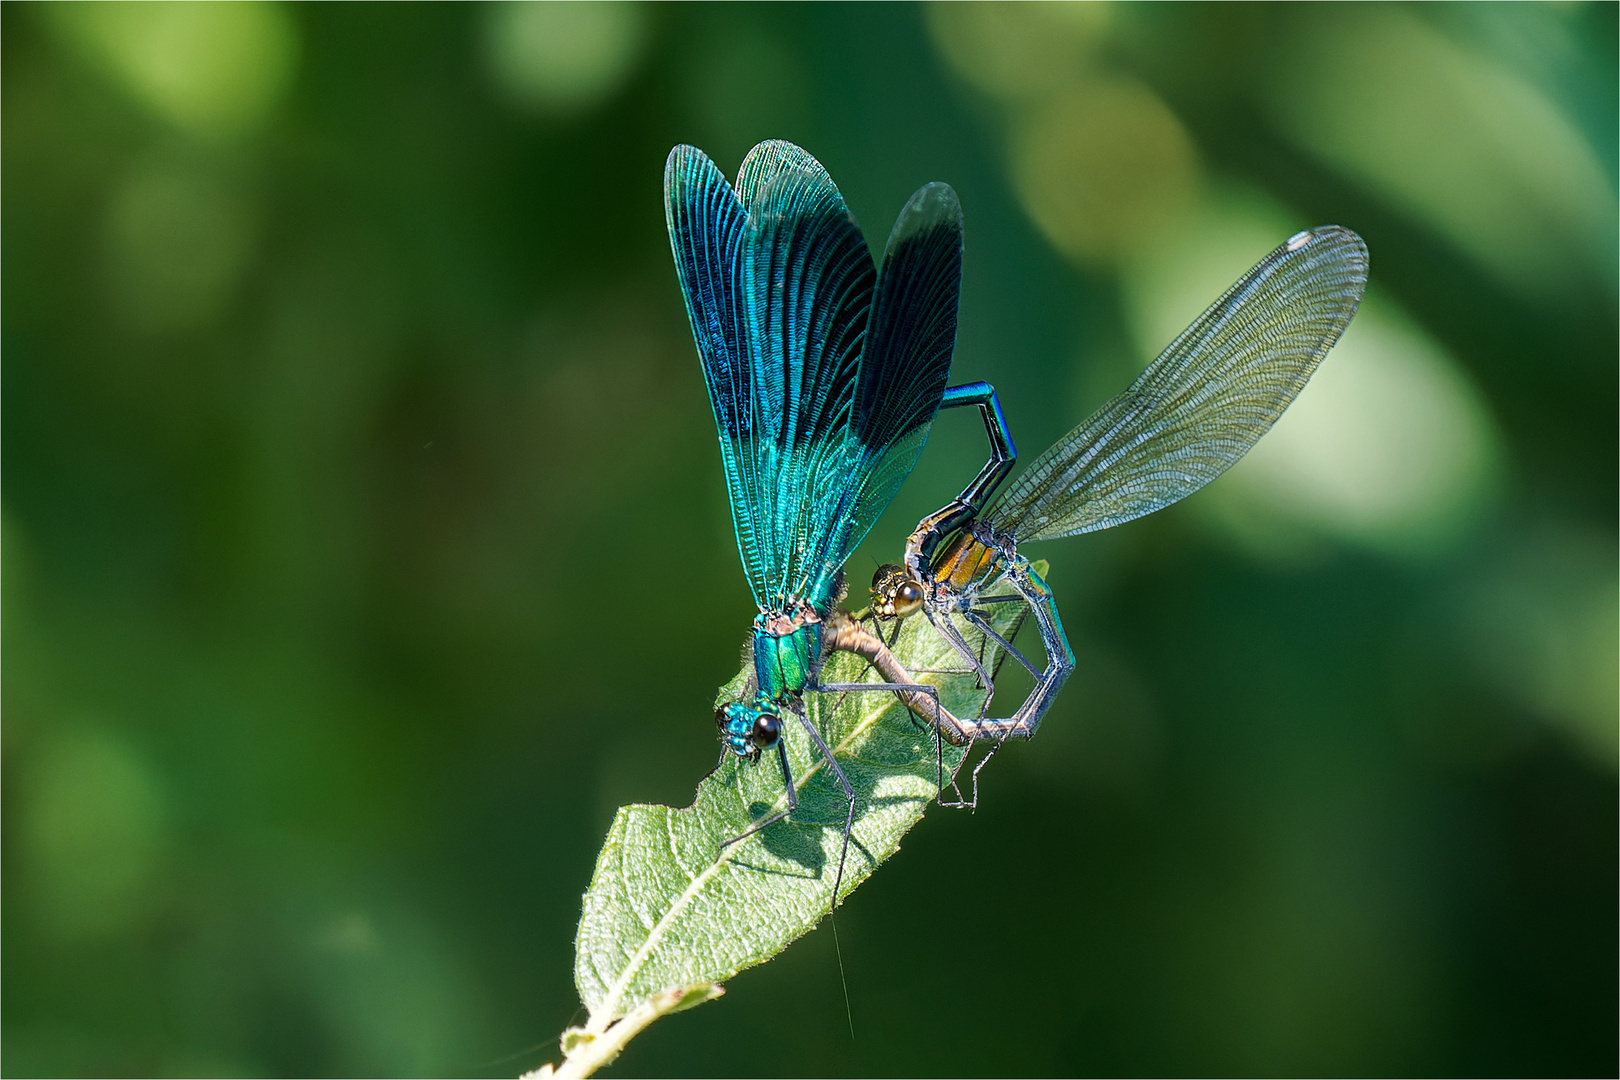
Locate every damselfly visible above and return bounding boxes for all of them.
[872,226,1369,794]
[664,140,1010,896]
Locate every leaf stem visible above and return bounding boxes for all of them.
[522,983,725,1080]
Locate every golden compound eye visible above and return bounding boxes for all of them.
[892,579,924,618]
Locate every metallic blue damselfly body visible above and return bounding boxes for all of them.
[664,140,1009,891]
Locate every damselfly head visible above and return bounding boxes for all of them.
[870,564,925,620]
[716,701,783,755]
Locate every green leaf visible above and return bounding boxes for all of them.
[573,569,1041,1024]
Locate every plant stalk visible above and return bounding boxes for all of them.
[521,982,724,1080]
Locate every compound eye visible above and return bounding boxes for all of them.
[750,712,783,749]
[892,579,925,618]
[872,563,905,593]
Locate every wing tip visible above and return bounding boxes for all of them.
[664,143,727,201]
[882,180,964,266]
[1291,224,1370,277]
[737,139,835,205]
[905,180,962,219]
[664,143,711,177]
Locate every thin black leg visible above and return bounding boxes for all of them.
[962,607,1040,678]
[717,741,802,853]
[815,677,956,808]
[791,709,857,912]
[923,606,993,691]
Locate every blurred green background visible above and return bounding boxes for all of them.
[3,2,1615,1076]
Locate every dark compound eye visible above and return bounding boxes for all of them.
[871,564,903,592]
[750,712,782,749]
[892,579,924,617]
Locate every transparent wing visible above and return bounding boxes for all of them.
[988,226,1369,543]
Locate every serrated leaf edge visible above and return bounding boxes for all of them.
[584,667,952,1027]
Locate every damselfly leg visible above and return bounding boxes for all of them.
[718,611,975,906]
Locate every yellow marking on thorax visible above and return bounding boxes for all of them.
[931,531,1000,592]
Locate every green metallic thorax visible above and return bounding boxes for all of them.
[751,613,823,705]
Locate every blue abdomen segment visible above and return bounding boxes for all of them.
[752,617,822,705]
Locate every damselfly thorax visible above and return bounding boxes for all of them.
[924,524,1005,599]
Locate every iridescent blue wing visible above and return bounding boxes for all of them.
[988,226,1368,543]
[814,182,964,597]
[668,142,964,611]
[754,172,964,608]
[733,141,877,609]
[664,145,761,594]
[666,142,876,609]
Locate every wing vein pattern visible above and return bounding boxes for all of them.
[666,142,964,611]
[988,226,1369,543]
